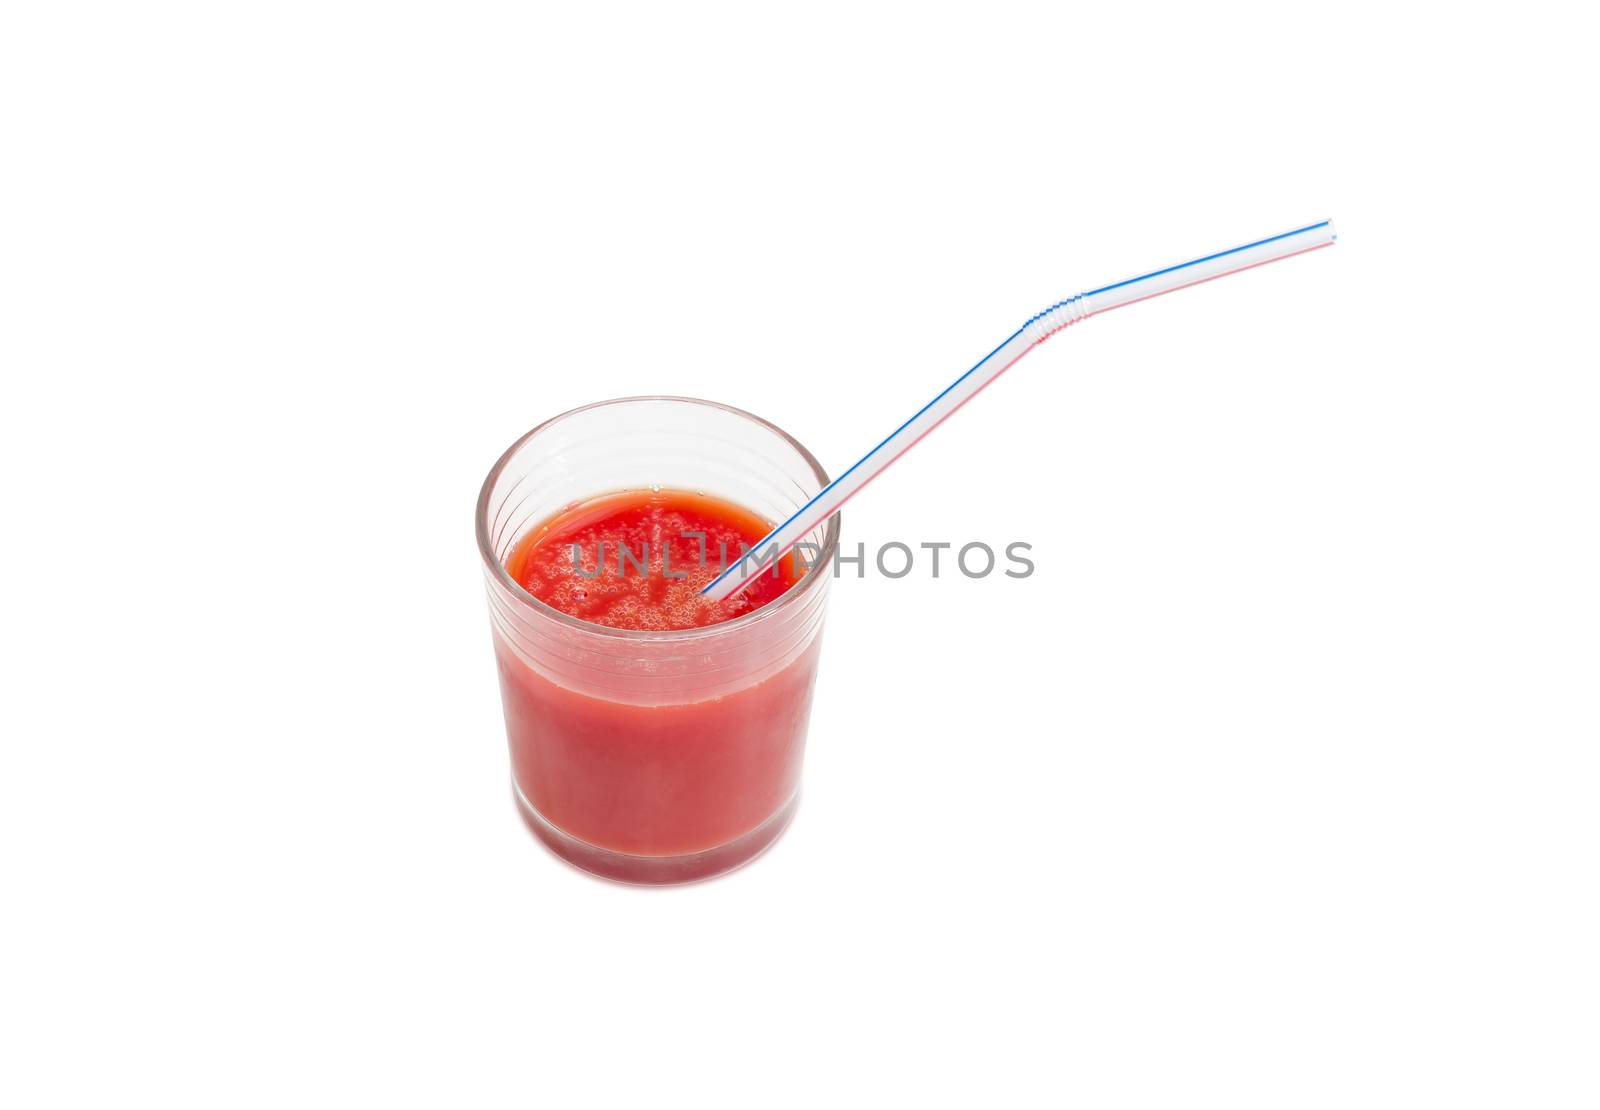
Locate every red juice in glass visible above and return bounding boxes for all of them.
[477,398,837,884]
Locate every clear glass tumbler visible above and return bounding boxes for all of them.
[476,397,838,883]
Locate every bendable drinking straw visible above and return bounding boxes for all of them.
[702,220,1337,602]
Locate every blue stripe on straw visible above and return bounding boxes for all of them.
[702,220,1333,596]
[701,323,1029,595]
[1083,220,1331,298]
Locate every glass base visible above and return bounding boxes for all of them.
[513,784,799,885]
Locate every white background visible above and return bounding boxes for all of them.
[2,2,1596,1106]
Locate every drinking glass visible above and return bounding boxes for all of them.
[477,397,838,883]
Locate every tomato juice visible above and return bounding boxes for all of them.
[492,488,821,882]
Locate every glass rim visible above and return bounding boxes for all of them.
[475,395,840,643]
